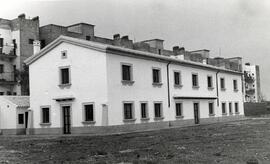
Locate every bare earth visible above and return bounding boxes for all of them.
[0,118,270,164]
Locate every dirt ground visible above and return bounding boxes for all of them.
[0,118,270,164]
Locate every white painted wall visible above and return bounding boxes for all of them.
[29,42,108,128]
[0,98,17,129]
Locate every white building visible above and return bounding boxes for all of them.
[0,96,29,135]
[25,36,244,135]
[244,63,261,102]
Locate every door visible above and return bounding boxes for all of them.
[25,112,28,129]
[62,106,71,134]
[194,103,200,124]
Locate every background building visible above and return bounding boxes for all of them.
[0,14,39,95]
[244,63,262,102]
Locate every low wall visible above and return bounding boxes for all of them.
[244,102,270,116]
[28,115,246,135]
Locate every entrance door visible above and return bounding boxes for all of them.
[62,106,71,134]
[25,112,28,129]
[193,103,200,124]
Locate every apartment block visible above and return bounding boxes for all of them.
[0,14,39,95]
[244,63,261,102]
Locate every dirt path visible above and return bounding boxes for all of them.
[0,119,269,163]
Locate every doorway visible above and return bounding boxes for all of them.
[193,102,200,124]
[62,106,71,134]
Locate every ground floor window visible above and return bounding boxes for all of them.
[222,102,227,114]
[140,102,148,119]
[84,104,94,121]
[175,102,183,117]
[235,102,239,113]
[123,102,134,120]
[18,114,24,124]
[208,102,214,115]
[41,107,50,123]
[154,102,163,118]
[229,102,232,114]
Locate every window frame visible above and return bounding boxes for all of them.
[121,63,134,84]
[59,66,71,87]
[235,102,239,114]
[153,102,164,120]
[192,73,199,88]
[174,70,182,87]
[208,101,215,116]
[233,79,238,92]
[175,101,184,118]
[207,75,214,89]
[140,101,149,120]
[82,102,96,124]
[0,64,4,73]
[152,67,162,86]
[18,113,24,125]
[229,102,233,114]
[123,101,136,122]
[220,77,226,91]
[40,105,51,125]
[221,102,227,115]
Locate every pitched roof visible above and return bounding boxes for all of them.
[24,35,242,75]
[2,96,30,108]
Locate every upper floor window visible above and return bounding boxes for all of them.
[192,73,199,88]
[121,64,133,82]
[59,67,70,85]
[61,50,67,59]
[207,76,213,88]
[174,71,182,86]
[233,80,238,91]
[41,106,50,124]
[220,78,226,90]
[209,102,214,115]
[123,102,134,120]
[175,102,183,117]
[152,68,161,84]
[0,64,4,73]
[28,39,34,44]
[84,103,94,122]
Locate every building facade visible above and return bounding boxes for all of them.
[244,63,261,102]
[0,14,39,96]
[25,36,244,135]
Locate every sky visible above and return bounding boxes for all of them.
[1,0,270,99]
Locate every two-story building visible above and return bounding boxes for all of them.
[25,35,244,135]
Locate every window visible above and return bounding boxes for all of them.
[140,103,148,119]
[28,39,34,44]
[123,103,134,120]
[41,107,50,123]
[174,71,181,86]
[86,36,91,40]
[84,104,94,122]
[158,49,161,55]
[233,80,238,91]
[207,76,213,88]
[122,64,133,82]
[222,102,226,115]
[229,102,232,114]
[175,103,183,117]
[0,92,4,95]
[154,102,163,118]
[0,38,3,47]
[60,67,70,85]
[18,114,24,124]
[209,102,214,115]
[153,68,161,84]
[192,73,199,87]
[41,40,46,49]
[220,78,225,90]
[61,50,67,59]
[0,64,4,73]
[235,102,239,113]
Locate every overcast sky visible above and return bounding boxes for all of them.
[2,0,270,99]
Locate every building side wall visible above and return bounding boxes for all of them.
[0,99,17,129]
[29,42,108,129]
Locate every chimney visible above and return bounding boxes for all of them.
[33,40,41,55]
[18,13,25,19]
[32,16,39,21]
[173,46,185,60]
[113,34,120,40]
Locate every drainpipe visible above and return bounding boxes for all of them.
[216,70,220,106]
[167,61,172,107]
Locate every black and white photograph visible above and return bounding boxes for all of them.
[0,0,269,163]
